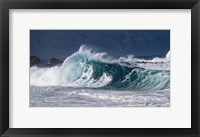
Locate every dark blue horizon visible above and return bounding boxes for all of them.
[30,30,170,60]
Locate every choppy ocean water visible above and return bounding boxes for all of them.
[30,86,170,107]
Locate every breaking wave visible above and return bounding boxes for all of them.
[30,45,170,91]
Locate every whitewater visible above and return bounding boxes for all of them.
[30,45,170,107]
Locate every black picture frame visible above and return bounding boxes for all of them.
[0,0,200,137]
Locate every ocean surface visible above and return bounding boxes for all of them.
[30,45,170,107]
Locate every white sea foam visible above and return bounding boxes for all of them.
[166,50,170,60]
[30,66,62,86]
[30,86,170,107]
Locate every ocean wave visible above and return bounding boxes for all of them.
[30,45,170,91]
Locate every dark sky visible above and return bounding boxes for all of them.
[30,30,170,60]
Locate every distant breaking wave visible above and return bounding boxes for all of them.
[30,45,170,91]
